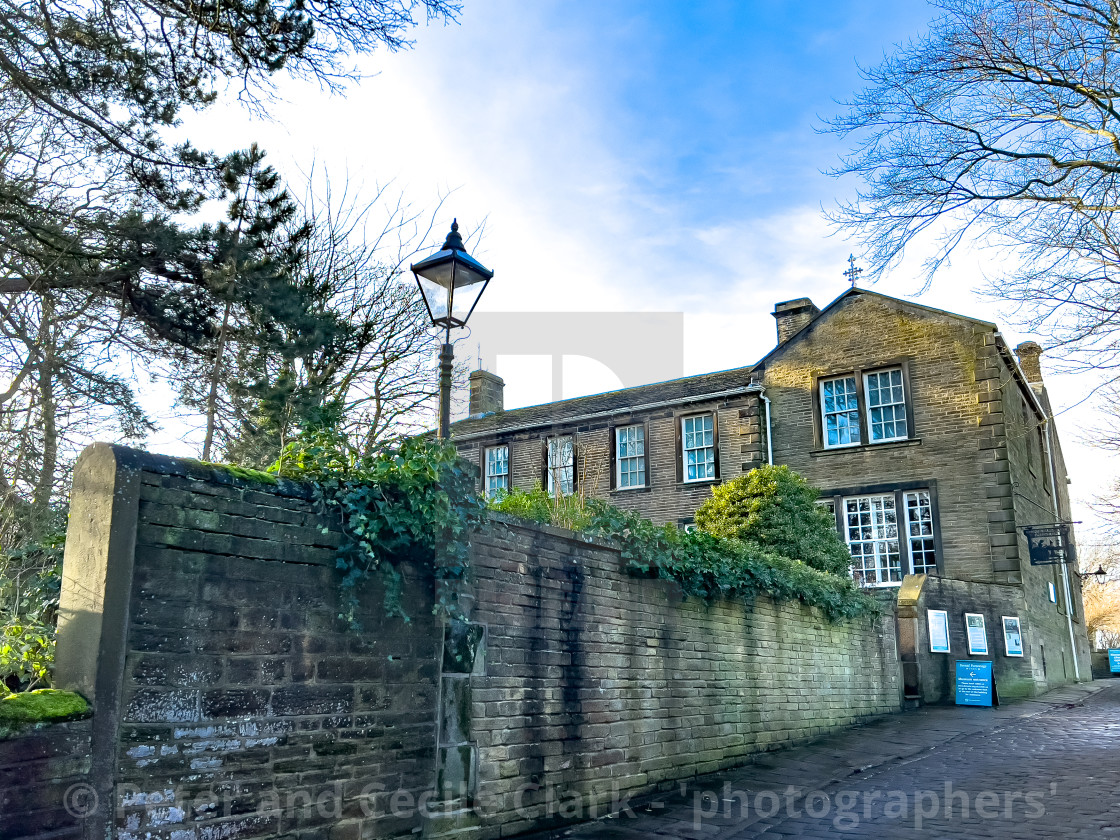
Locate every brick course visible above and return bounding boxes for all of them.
[457,517,902,838]
[0,720,91,840]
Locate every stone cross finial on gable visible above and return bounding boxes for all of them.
[844,254,863,288]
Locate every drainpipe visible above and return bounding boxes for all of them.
[1040,418,1081,681]
[759,388,773,466]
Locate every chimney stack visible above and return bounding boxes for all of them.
[772,298,820,345]
[1015,341,1044,384]
[468,369,504,416]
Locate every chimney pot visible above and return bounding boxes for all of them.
[468,369,504,416]
[772,298,820,345]
[1015,341,1044,384]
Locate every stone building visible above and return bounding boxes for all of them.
[450,287,1092,702]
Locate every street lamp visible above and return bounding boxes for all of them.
[410,220,494,439]
[1078,565,1108,582]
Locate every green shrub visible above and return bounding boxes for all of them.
[487,486,595,531]
[0,619,55,693]
[694,465,853,576]
[0,526,64,692]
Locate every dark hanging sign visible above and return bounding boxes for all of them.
[1023,524,1076,566]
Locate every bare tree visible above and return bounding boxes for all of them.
[1080,543,1120,648]
[0,289,150,549]
[188,176,471,467]
[827,0,1120,372]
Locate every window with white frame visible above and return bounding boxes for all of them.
[832,488,939,586]
[864,368,907,442]
[904,490,937,575]
[484,445,509,497]
[821,376,861,448]
[844,494,902,587]
[682,414,715,482]
[546,436,574,496]
[615,425,646,488]
[817,497,837,521]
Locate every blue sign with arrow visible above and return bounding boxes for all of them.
[956,660,994,706]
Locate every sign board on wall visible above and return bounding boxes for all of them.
[956,660,995,707]
[1002,616,1024,657]
[1109,650,1120,674]
[1023,524,1076,566]
[965,613,988,655]
[928,610,950,653]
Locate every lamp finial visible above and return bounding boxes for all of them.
[442,219,465,252]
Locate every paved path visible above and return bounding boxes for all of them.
[527,681,1120,839]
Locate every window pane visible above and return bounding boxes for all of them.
[547,437,574,496]
[820,376,860,447]
[485,446,509,497]
[865,369,908,442]
[682,414,715,482]
[616,425,646,488]
[904,491,938,575]
[842,494,901,586]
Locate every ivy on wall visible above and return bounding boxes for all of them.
[270,432,486,625]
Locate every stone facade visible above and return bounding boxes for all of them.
[450,288,1092,697]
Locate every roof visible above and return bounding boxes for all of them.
[754,286,997,368]
[449,364,759,439]
[450,286,1001,441]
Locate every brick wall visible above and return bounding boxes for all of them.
[54,445,442,840]
[452,517,902,838]
[39,445,904,840]
[0,720,92,839]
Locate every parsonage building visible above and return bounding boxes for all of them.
[450,287,1092,703]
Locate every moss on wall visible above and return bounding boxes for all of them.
[0,689,90,739]
[180,459,280,485]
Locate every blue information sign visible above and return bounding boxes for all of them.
[1109,650,1120,674]
[956,660,994,707]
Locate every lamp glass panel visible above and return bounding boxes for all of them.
[417,273,451,323]
[449,274,488,325]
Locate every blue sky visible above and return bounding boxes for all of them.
[161,0,1112,533]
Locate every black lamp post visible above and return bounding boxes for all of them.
[410,220,494,439]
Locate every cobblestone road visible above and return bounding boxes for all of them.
[532,681,1120,840]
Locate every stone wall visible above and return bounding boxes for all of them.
[996,349,1092,684]
[897,575,1039,703]
[53,445,441,840]
[450,517,902,838]
[20,444,904,840]
[0,720,92,839]
[1090,651,1118,680]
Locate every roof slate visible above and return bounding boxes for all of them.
[449,364,758,438]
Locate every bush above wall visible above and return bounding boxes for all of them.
[488,484,877,622]
[694,465,854,576]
